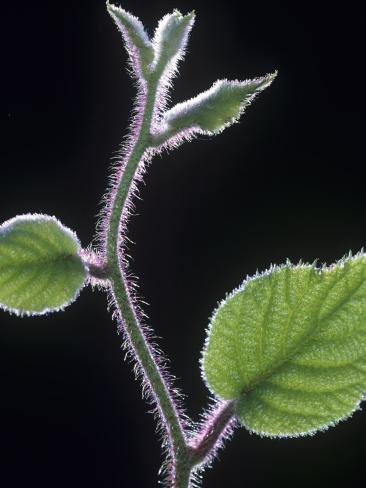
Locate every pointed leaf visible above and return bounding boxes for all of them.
[159,73,276,138]
[0,214,86,316]
[107,3,154,79]
[202,254,366,437]
[152,10,195,75]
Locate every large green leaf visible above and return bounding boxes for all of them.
[202,254,366,437]
[0,214,86,315]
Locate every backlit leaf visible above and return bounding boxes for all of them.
[152,10,195,76]
[202,254,366,437]
[107,2,154,79]
[160,72,276,137]
[0,214,86,315]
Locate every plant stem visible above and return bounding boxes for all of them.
[106,79,191,486]
[189,401,236,467]
[105,76,237,487]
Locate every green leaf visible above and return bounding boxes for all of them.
[202,254,366,437]
[107,2,154,79]
[0,214,86,316]
[161,72,276,136]
[152,10,195,74]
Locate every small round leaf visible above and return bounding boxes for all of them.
[202,255,366,437]
[0,214,86,315]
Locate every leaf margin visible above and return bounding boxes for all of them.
[201,252,366,438]
[0,213,87,317]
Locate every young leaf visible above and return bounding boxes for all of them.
[0,214,86,316]
[157,73,277,139]
[152,10,195,76]
[107,2,154,79]
[202,254,366,437]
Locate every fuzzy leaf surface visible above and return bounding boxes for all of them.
[0,215,86,315]
[107,3,154,78]
[152,10,195,74]
[160,72,276,136]
[202,255,366,437]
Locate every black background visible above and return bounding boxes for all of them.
[1,1,365,487]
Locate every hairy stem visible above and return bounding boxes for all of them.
[105,76,237,487]
[189,401,236,467]
[106,79,191,486]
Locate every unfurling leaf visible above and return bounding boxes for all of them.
[159,72,277,137]
[0,214,86,315]
[202,254,366,437]
[152,10,195,75]
[107,2,154,79]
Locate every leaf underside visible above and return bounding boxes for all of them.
[202,254,366,437]
[0,215,86,315]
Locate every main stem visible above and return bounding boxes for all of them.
[105,77,235,487]
[106,78,191,487]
